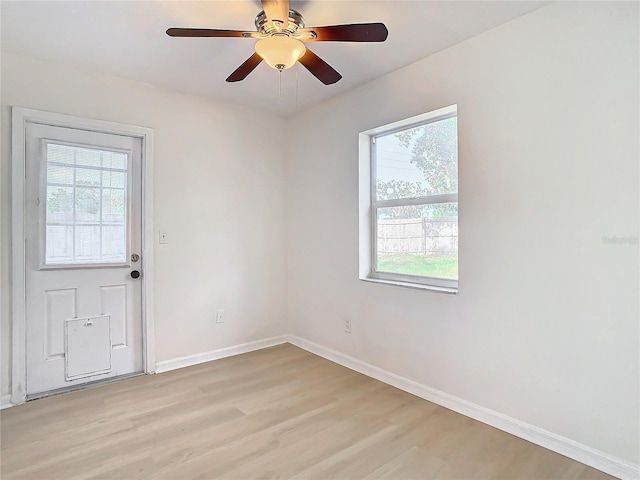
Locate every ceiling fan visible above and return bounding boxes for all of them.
[166,0,388,85]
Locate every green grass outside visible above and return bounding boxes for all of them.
[377,254,458,280]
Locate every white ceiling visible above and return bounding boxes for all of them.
[1,1,551,117]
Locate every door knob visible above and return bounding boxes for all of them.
[131,270,141,279]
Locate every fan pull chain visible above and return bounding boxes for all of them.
[279,70,282,99]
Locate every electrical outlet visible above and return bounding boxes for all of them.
[216,309,225,323]
[344,316,352,333]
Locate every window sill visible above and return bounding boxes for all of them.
[360,277,458,294]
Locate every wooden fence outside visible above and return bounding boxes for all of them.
[378,217,458,256]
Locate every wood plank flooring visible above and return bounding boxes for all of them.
[1,344,614,479]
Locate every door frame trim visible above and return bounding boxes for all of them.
[11,107,156,405]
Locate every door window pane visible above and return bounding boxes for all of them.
[75,187,101,224]
[102,189,126,224]
[44,142,129,266]
[46,226,73,263]
[74,148,101,167]
[102,171,125,188]
[75,226,101,260]
[47,165,74,185]
[47,143,75,166]
[46,186,73,223]
[76,169,101,186]
[103,151,127,170]
[102,226,126,260]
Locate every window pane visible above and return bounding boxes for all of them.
[102,188,126,224]
[376,203,458,280]
[102,226,126,261]
[75,187,101,224]
[46,186,74,224]
[47,165,74,185]
[76,168,101,186]
[103,151,127,170]
[375,117,457,200]
[102,170,125,188]
[75,147,101,167]
[74,226,101,260]
[47,144,75,166]
[46,226,73,263]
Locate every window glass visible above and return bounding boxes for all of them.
[376,203,458,280]
[375,117,458,200]
[44,143,128,266]
[370,109,458,289]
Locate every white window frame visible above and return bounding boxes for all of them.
[359,105,458,293]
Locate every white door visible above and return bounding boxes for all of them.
[25,123,143,397]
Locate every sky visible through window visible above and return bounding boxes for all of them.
[376,134,426,186]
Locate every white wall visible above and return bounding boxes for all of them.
[286,1,639,465]
[1,52,288,397]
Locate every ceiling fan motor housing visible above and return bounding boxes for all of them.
[255,9,307,36]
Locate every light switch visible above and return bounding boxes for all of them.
[159,231,168,244]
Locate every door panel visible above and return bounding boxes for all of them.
[25,123,143,396]
[44,288,76,360]
[101,285,127,348]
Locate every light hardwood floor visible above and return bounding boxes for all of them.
[1,344,614,479]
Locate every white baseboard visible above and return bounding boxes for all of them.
[1,394,13,410]
[288,335,639,480]
[155,335,289,374]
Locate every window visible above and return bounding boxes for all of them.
[43,142,130,267]
[360,105,458,292]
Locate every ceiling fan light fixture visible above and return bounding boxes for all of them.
[255,35,306,71]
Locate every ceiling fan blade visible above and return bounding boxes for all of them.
[226,53,263,82]
[261,0,289,29]
[299,23,388,42]
[298,49,342,85]
[166,28,258,38]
